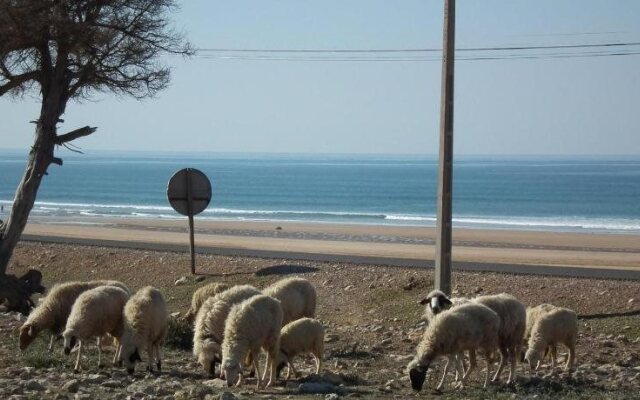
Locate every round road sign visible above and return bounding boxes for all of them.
[167,168,212,216]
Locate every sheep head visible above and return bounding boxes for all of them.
[63,334,77,355]
[419,290,452,315]
[222,359,242,387]
[407,358,430,392]
[19,324,38,351]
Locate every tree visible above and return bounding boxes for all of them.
[0,0,192,312]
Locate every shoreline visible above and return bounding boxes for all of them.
[20,216,640,279]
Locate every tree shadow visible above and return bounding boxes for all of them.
[255,264,319,277]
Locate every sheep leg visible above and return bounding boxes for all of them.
[454,355,466,388]
[113,342,122,366]
[463,350,476,380]
[436,356,452,390]
[565,341,576,371]
[492,347,508,382]
[74,340,83,373]
[265,345,278,387]
[155,344,163,372]
[97,336,102,368]
[252,351,263,388]
[506,347,516,384]
[288,361,299,379]
[483,350,492,388]
[550,344,558,369]
[146,343,154,372]
[48,334,55,352]
[314,351,322,374]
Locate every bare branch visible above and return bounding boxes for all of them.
[0,70,38,96]
[54,126,97,144]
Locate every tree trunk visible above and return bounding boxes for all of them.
[0,122,57,274]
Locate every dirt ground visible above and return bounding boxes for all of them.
[1,241,639,399]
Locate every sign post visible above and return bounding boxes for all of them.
[167,168,212,274]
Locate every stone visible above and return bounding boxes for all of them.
[102,379,123,388]
[24,380,45,391]
[63,380,80,393]
[298,382,336,394]
[219,393,237,400]
[202,379,227,388]
[170,312,181,319]
[325,394,340,400]
[174,277,188,286]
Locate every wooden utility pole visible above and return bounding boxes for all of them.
[435,0,455,295]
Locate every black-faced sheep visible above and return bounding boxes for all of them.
[193,284,261,376]
[263,277,316,326]
[184,282,230,324]
[407,303,500,392]
[120,286,168,374]
[62,285,129,372]
[221,294,283,388]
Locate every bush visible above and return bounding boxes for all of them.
[165,317,193,351]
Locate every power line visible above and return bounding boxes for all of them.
[197,41,640,54]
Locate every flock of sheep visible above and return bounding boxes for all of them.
[18,277,321,388]
[409,289,578,392]
[16,276,578,392]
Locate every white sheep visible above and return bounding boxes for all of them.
[407,302,500,392]
[19,280,129,352]
[263,277,316,325]
[473,293,526,384]
[419,289,470,325]
[524,303,558,364]
[184,282,230,324]
[274,317,324,380]
[221,294,283,388]
[193,284,261,376]
[62,285,129,372]
[119,286,168,374]
[524,307,577,371]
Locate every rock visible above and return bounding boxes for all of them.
[334,360,348,370]
[219,393,237,400]
[324,334,339,343]
[175,277,188,286]
[380,338,392,346]
[298,382,336,394]
[63,380,79,393]
[170,312,181,319]
[628,298,635,304]
[325,394,340,400]
[101,379,123,388]
[84,374,106,384]
[74,394,92,400]
[24,380,45,391]
[343,285,354,291]
[202,379,227,388]
[127,382,155,395]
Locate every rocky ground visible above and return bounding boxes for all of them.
[0,241,639,399]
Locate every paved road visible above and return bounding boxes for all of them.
[21,234,640,280]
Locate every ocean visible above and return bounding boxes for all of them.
[1,150,639,233]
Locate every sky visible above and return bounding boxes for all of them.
[1,0,640,155]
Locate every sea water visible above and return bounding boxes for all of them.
[1,150,639,233]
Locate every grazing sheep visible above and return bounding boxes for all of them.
[184,282,230,324]
[407,303,500,392]
[524,304,558,364]
[62,286,129,372]
[193,285,261,376]
[473,294,526,384]
[19,280,128,352]
[221,294,283,388]
[120,286,168,374]
[263,277,316,325]
[275,317,325,380]
[524,307,577,371]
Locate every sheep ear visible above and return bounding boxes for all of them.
[418,297,430,305]
[441,297,452,307]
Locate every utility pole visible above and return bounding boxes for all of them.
[435,0,455,295]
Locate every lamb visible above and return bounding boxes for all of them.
[524,307,577,371]
[472,293,526,384]
[193,284,261,376]
[62,285,129,372]
[523,303,558,364]
[119,286,168,374]
[221,294,283,388]
[407,302,500,391]
[184,282,230,324]
[274,317,324,380]
[19,280,129,352]
[263,277,316,325]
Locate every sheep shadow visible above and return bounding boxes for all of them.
[254,264,319,277]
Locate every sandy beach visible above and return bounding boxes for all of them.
[21,217,640,276]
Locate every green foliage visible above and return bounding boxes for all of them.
[165,317,193,351]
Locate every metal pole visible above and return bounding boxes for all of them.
[435,0,455,295]
[186,169,196,275]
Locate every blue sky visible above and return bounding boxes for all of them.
[1,0,640,155]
